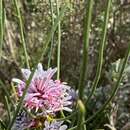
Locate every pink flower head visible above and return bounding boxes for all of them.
[12,63,72,113]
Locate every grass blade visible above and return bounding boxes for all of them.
[4,96,11,122]
[77,100,86,130]
[0,0,4,61]
[86,0,111,103]
[0,119,6,129]
[56,0,61,80]
[13,0,30,68]
[48,0,55,68]
[78,0,94,100]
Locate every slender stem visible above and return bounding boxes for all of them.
[68,125,76,130]
[5,96,11,122]
[86,0,111,103]
[77,1,94,129]
[56,0,61,80]
[7,5,67,130]
[55,0,66,119]
[0,119,6,129]
[0,0,4,61]
[48,0,55,68]
[78,0,94,99]
[77,100,86,130]
[56,111,77,121]
[13,0,30,69]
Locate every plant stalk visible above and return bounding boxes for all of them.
[78,0,94,100]
[13,0,30,68]
[86,0,111,103]
[56,0,61,80]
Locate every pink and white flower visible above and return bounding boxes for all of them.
[43,120,67,130]
[12,63,72,113]
[12,111,35,130]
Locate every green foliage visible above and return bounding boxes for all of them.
[0,0,130,130]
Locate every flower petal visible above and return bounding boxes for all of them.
[12,78,23,84]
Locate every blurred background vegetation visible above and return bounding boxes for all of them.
[1,0,130,129]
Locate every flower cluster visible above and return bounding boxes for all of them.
[43,120,67,130]
[12,111,34,130]
[12,63,75,130]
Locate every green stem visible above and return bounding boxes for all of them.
[13,0,30,69]
[77,100,86,130]
[0,119,6,129]
[7,5,67,130]
[0,0,4,61]
[56,0,61,80]
[56,111,77,121]
[48,0,55,68]
[78,0,94,100]
[56,0,66,119]
[86,0,111,103]
[68,125,76,130]
[5,96,11,122]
